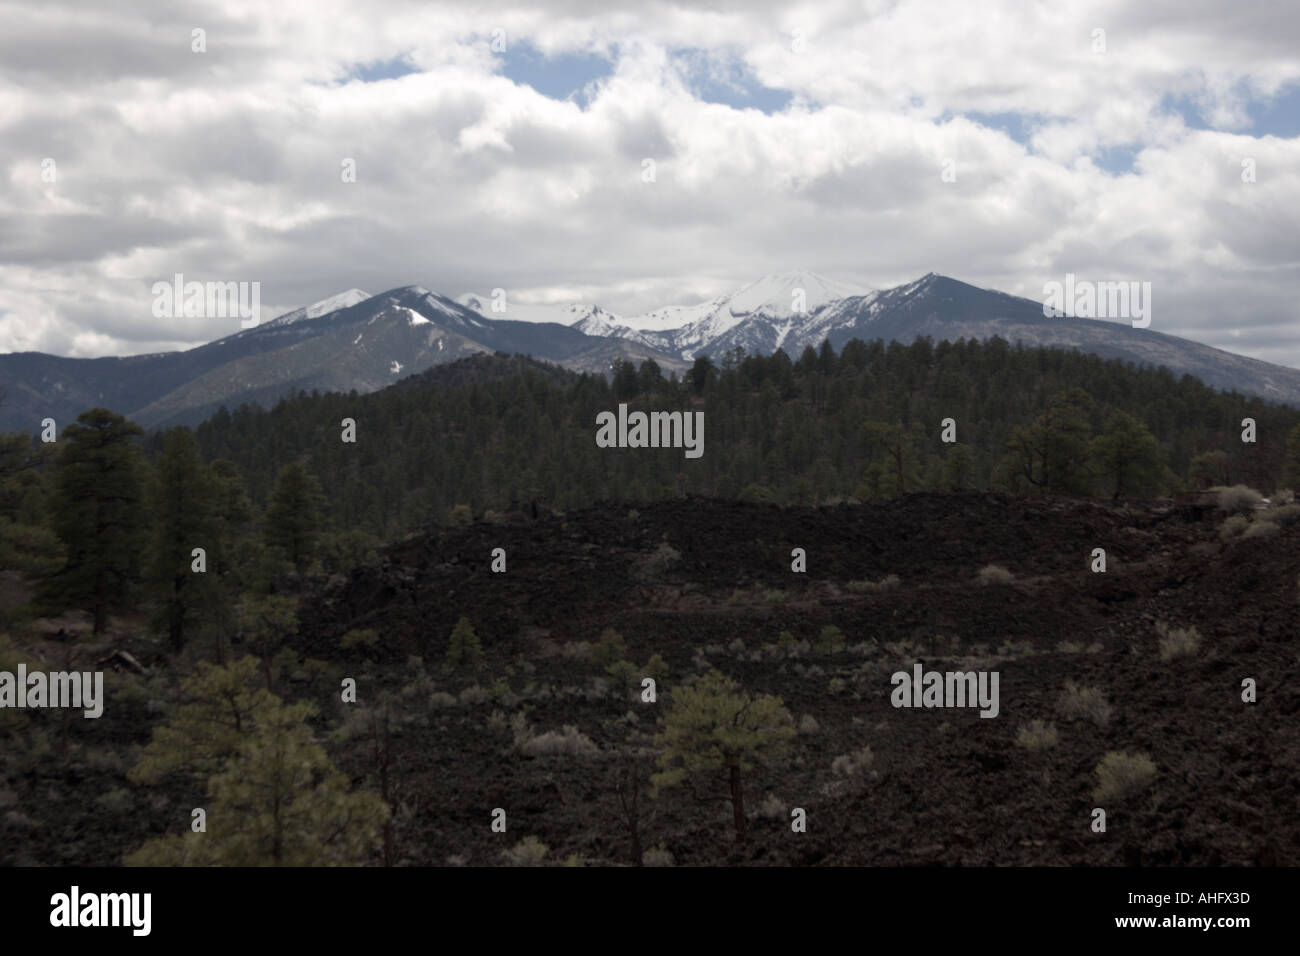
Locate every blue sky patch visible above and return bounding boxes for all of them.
[498,43,616,107]
[347,54,420,83]
[1092,143,1142,175]
[1245,82,1300,137]
[960,110,1039,146]
[1161,81,1300,136]
[672,49,793,114]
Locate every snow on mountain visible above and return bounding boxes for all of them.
[630,270,875,359]
[265,289,370,327]
[616,298,722,333]
[456,293,612,327]
[452,271,877,359]
[723,270,872,320]
[397,306,431,327]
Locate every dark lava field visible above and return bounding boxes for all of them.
[301,492,1298,866]
[7,492,1297,866]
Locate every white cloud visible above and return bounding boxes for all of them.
[0,0,1297,365]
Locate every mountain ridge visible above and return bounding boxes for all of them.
[4,271,1300,433]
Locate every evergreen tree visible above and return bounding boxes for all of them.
[1090,410,1176,500]
[652,670,795,843]
[444,615,483,671]
[0,431,61,576]
[940,444,975,491]
[863,421,919,496]
[264,462,324,573]
[144,428,220,651]
[237,596,300,691]
[208,459,257,591]
[1284,424,1300,490]
[41,409,146,634]
[999,394,1094,496]
[128,657,277,786]
[688,355,715,395]
[126,692,387,866]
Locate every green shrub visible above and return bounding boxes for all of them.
[1268,503,1300,527]
[1218,515,1249,539]
[847,574,901,593]
[642,845,675,867]
[1056,681,1112,727]
[1092,751,1156,802]
[591,628,627,669]
[831,746,874,777]
[520,725,598,757]
[340,628,379,649]
[1155,622,1201,661]
[1015,719,1058,751]
[1213,484,1263,515]
[1242,520,1279,539]
[502,836,549,866]
[816,625,846,655]
[977,564,1014,586]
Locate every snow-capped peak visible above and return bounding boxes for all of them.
[724,270,873,319]
[455,293,618,327]
[266,289,370,327]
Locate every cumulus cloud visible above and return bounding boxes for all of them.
[0,0,1297,365]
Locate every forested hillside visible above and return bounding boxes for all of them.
[5,334,1299,643]
[186,337,1300,540]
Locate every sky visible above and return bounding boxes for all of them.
[1,0,1298,367]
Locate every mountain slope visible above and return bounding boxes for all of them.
[0,288,689,431]
[813,274,1300,406]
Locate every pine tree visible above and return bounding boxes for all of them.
[125,692,387,866]
[1000,395,1094,496]
[444,615,483,671]
[264,462,324,573]
[128,656,277,786]
[144,428,220,651]
[41,409,146,635]
[652,670,795,843]
[208,459,256,589]
[1284,424,1300,490]
[1090,410,1176,500]
[237,596,300,691]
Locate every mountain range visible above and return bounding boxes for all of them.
[3,271,1299,433]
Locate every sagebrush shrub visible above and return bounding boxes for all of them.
[831,745,874,777]
[1214,484,1263,515]
[1092,751,1156,802]
[1015,719,1058,751]
[1155,622,1201,661]
[502,836,548,866]
[1242,520,1279,539]
[977,564,1014,586]
[520,725,598,757]
[1056,681,1113,727]
[847,574,901,593]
